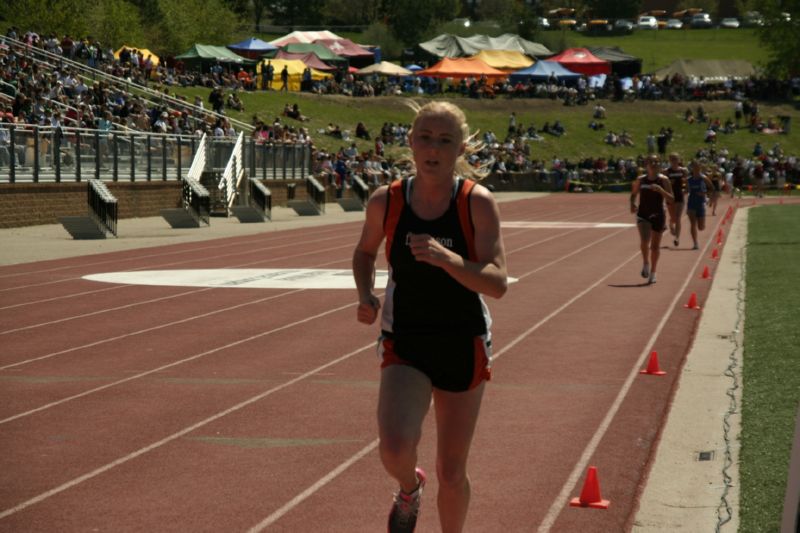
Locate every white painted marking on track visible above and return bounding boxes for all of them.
[83,269,517,290]
[502,221,634,229]
[84,268,386,290]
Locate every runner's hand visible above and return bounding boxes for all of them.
[357,294,381,325]
[408,233,453,267]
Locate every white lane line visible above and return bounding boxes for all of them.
[536,214,726,532]
[0,342,377,521]
[246,439,381,532]
[0,284,129,311]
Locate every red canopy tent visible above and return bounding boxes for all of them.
[417,57,508,80]
[548,48,610,76]
[274,50,336,71]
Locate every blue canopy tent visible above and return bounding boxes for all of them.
[227,37,278,60]
[509,60,581,84]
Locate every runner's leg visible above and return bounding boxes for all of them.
[378,365,433,493]
[433,382,486,533]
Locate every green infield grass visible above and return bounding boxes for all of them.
[740,204,800,532]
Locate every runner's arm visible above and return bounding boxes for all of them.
[352,186,388,324]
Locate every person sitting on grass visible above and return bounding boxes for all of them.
[356,122,371,140]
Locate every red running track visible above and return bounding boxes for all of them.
[0,193,739,532]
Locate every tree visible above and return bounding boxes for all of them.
[384,0,461,45]
[264,0,325,26]
[752,0,800,77]
[322,0,381,25]
[149,0,240,55]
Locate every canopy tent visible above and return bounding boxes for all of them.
[280,43,345,63]
[273,51,336,71]
[270,31,342,47]
[256,59,332,91]
[470,49,533,71]
[417,57,508,80]
[587,47,642,77]
[419,33,551,59]
[314,38,376,68]
[175,44,256,72]
[315,38,373,60]
[114,46,160,65]
[227,37,277,60]
[548,48,610,76]
[509,60,581,84]
[356,61,412,77]
[653,59,756,82]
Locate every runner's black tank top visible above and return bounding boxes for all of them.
[381,178,489,337]
[637,175,667,219]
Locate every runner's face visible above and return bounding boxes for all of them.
[410,113,465,181]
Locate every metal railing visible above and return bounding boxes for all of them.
[88,179,118,236]
[182,176,210,226]
[187,133,207,181]
[249,179,272,219]
[219,132,245,209]
[1,125,312,184]
[305,176,326,213]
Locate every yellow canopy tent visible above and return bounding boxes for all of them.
[114,46,160,66]
[470,49,533,71]
[256,59,332,91]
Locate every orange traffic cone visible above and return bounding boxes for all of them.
[640,351,667,376]
[701,265,711,279]
[716,230,724,245]
[684,292,701,310]
[569,466,610,509]
[711,248,719,260]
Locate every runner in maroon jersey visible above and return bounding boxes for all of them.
[630,155,675,284]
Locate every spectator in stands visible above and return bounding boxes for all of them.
[356,122,370,140]
[226,92,244,112]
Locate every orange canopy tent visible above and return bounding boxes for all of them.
[417,57,508,80]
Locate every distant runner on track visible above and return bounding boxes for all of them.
[666,152,688,248]
[631,155,675,284]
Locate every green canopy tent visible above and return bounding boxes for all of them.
[175,44,256,72]
[280,43,346,64]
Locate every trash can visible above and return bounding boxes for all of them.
[286,182,296,200]
[779,115,791,135]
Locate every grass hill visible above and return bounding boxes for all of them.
[172,87,799,165]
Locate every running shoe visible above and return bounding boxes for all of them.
[641,263,650,279]
[692,243,699,250]
[649,272,657,284]
[388,468,427,533]
[674,239,679,247]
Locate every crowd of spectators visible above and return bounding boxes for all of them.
[2,26,798,193]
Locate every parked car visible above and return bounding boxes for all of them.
[720,17,740,28]
[614,19,635,31]
[690,13,713,28]
[742,11,764,27]
[665,18,684,29]
[637,15,658,29]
